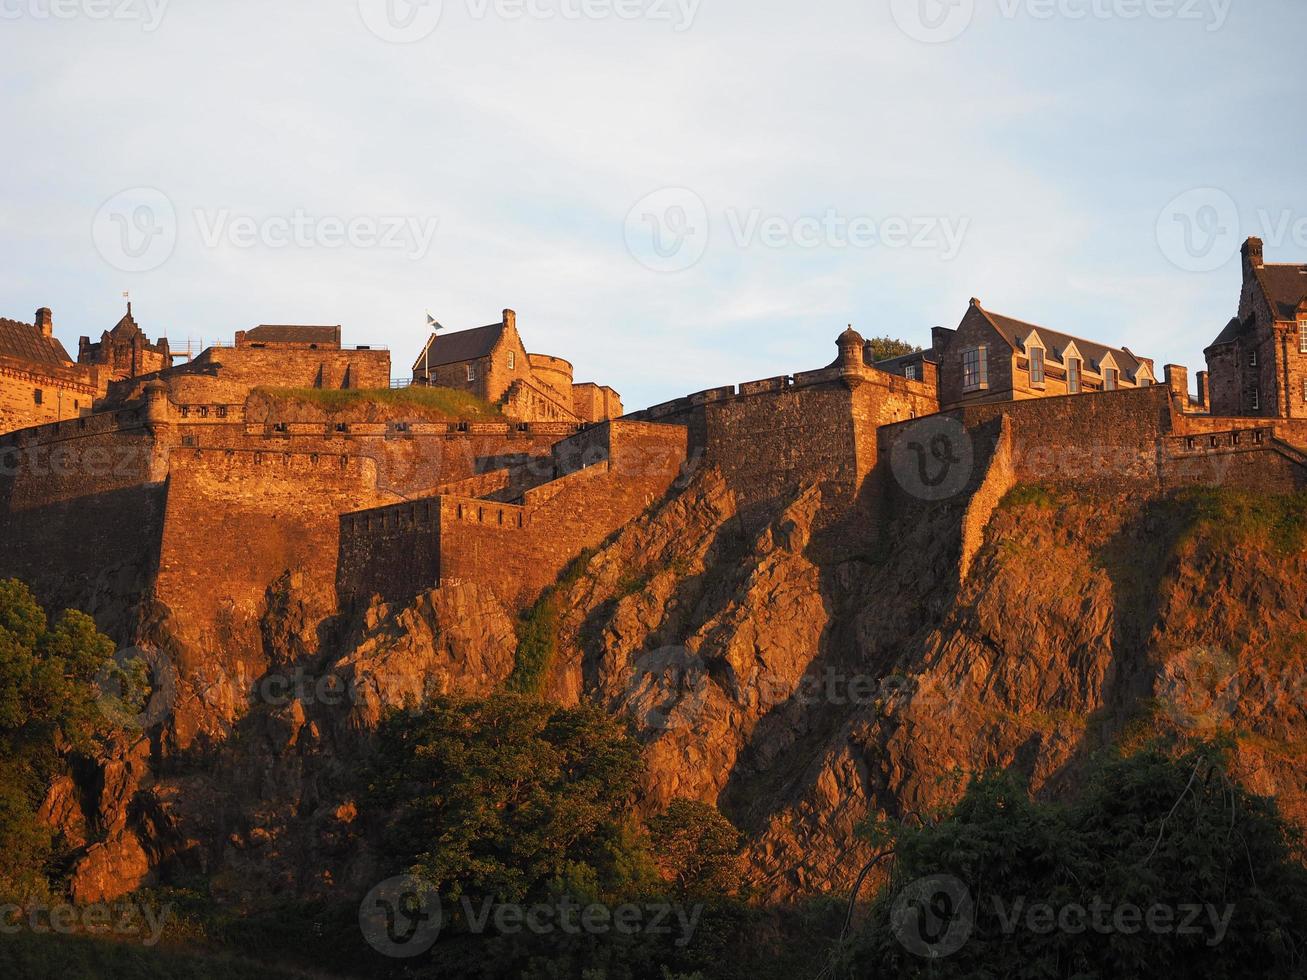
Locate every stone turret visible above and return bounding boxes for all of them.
[837,325,867,388]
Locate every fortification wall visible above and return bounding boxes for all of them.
[339,421,688,609]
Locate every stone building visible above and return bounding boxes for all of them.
[77,303,171,381]
[0,308,102,433]
[934,298,1156,409]
[1204,238,1307,418]
[411,309,622,423]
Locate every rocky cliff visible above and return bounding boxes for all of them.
[43,469,1307,906]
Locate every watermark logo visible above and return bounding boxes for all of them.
[193,209,439,260]
[359,875,443,958]
[890,415,974,501]
[1156,187,1241,273]
[358,0,444,42]
[891,0,975,43]
[94,645,178,732]
[891,874,974,958]
[0,0,171,31]
[624,644,713,732]
[625,187,709,274]
[0,897,173,946]
[92,187,177,273]
[624,191,969,272]
[891,876,1236,958]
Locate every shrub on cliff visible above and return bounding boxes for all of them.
[0,579,119,895]
[837,741,1307,979]
[864,337,922,362]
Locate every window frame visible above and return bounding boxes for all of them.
[1029,346,1045,385]
[961,345,988,392]
[508,350,516,370]
[1104,367,1118,391]
[1250,348,1258,367]
[1067,357,1081,394]
[1252,387,1260,411]
[466,364,477,383]
[33,388,43,405]
[1299,319,1307,354]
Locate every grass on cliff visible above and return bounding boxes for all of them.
[505,549,597,695]
[254,385,502,420]
[1171,486,1307,554]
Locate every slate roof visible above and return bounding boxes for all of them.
[1205,315,1254,351]
[413,322,504,371]
[1254,262,1307,320]
[245,325,341,345]
[0,316,73,366]
[973,302,1154,380]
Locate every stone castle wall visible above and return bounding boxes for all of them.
[338,421,689,609]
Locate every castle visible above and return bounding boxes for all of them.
[1,240,1305,755]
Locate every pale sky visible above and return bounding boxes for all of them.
[2,0,1304,409]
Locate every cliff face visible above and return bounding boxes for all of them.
[45,468,1307,905]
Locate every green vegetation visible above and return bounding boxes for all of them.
[1000,484,1061,509]
[254,385,502,420]
[1172,486,1307,554]
[505,549,595,695]
[0,579,123,897]
[864,337,922,362]
[835,741,1307,979]
[0,931,307,980]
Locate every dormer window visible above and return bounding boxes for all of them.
[1029,347,1045,385]
[1067,357,1081,394]
[1104,367,1117,391]
[904,363,919,381]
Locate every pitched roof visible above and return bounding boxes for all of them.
[972,303,1153,380]
[245,324,341,345]
[1253,262,1307,320]
[0,316,72,366]
[1205,314,1253,351]
[413,322,504,371]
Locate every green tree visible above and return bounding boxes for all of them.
[839,742,1307,979]
[647,800,743,899]
[864,337,922,363]
[0,579,118,894]
[368,693,647,907]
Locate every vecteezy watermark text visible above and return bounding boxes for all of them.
[891,0,1231,44]
[0,897,173,947]
[357,0,699,42]
[359,875,702,958]
[92,187,440,272]
[625,188,969,273]
[892,874,1235,959]
[0,0,169,31]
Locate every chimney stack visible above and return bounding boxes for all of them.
[35,308,52,338]
[1196,371,1209,410]
[1242,237,1264,273]
[503,309,517,332]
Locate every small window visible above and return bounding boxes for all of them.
[73,400,79,410]
[466,364,476,382]
[216,406,228,418]
[508,351,516,370]
[1067,358,1081,394]
[1300,320,1307,353]
[904,364,918,381]
[1029,347,1045,385]
[180,405,190,418]
[1250,349,1258,367]
[1139,376,1151,387]
[1104,367,1117,391]
[961,346,987,391]
[33,389,43,405]
[1300,378,1307,403]
[1252,388,1260,411]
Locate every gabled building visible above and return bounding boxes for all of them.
[1204,238,1307,418]
[0,308,100,433]
[78,303,171,380]
[411,309,621,423]
[937,298,1155,408]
